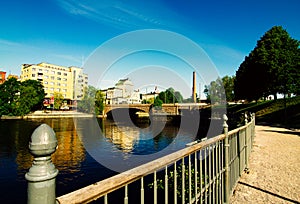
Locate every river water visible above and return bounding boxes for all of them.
[0,116,215,203]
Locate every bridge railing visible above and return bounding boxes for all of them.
[26,113,255,204]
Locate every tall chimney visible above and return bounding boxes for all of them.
[192,71,197,103]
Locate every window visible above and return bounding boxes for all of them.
[50,82,54,85]
[32,74,35,77]
[44,75,48,79]
[56,88,60,92]
[57,72,61,75]
[32,68,36,71]
[44,81,48,85]
[38,69,42,72]
[62,78,67,81]
[51,71,55,74]
[63,94,66,97]
[50,88,54,91]
[45,70,49,73]
[63,73,67,76]
[50,76,54,80]
[62,83,67,87]
[57,83,61,86]
[63,89,67,92]
[57,77,61,81]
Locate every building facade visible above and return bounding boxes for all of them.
[0,71,6,84]
[20,62,88,104]
[101,78,141,104]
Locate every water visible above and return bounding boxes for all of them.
[0,117,202,204]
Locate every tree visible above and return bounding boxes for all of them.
[222,75,235,102]
[158,88,183,103]
[54,92,64,110]
[204,77,226,104]
[153,97,163,109]
[77,85,97,113]
[95,90,105,115]
[0,78,21,116]
[235,26,300,101]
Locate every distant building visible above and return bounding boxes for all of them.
[140,86,160,101]
[0,71,6,84]
[20,62,88,107]
[7,74,19,80]
[101,78,141,104]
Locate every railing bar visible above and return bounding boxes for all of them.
[141,177,144,204]
[216,141,219,204]
[189,154,192,203]
[208,145,211,204]
[174,162,177,204]
[154,171,157,204]
[182,158,185,204]
[165,166,168,204]
[124,185,128,204]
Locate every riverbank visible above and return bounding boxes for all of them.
[230,125,300,203]
[0,110,94,119]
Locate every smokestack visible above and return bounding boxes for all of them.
[192,71,197,103]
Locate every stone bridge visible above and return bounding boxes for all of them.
[103,103,209,117]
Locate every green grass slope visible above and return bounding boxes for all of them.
[227,96,300,129]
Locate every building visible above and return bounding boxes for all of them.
[20,62,88,107]
[140,86,160,102]
[0,71,6,84]
[101,78,141,104]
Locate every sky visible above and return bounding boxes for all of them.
[0,0,299,98]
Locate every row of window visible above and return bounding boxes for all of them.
[44,87,68,93]
[44,81,68,86]
[31,68,69,76]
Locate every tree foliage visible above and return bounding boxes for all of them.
[0,78,45,116]
[204,77,227,104]
[235,26,300,101]
[77,85,105,114]
[158,87,183,103]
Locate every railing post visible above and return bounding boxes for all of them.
[244,113,249,170]
[25,124,58,204]
[223,114,230,204]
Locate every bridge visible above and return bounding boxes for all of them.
[103,103,209,116]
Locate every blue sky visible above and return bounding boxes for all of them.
[1,0,299,98]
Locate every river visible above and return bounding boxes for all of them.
[0,116,213,203]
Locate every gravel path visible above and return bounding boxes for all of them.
[230,125,300,204]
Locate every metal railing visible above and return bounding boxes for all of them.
[26,113,255,204]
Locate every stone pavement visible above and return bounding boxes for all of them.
[230,125,300,204]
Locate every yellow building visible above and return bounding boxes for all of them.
[20,62,88,105]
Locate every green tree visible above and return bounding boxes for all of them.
[0,78,21,116]
[222,75,235,102]
[54,92,64,110]
[158,88,183,103]
[153,97,163,109]
[95,90,105,115]
[77,85,97,113]
[204,77,226,104]
[235,26,300,101]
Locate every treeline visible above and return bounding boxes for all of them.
[0,78,45,116]
[205,26,300,103]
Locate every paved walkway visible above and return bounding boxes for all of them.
[230,125,300,204]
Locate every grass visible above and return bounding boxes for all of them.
[227,96,300,129]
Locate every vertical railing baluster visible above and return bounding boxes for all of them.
[124,185,128,204]
[194,151,198,204]
[212,144,215,204]
[182,158,185,204]
[208,145,211,204]
[174,162,177,204]
[189,155,192,203]
[154,171,157,204]
[223,114,230,204]
[104,194,108,204]
[165,166,168,204]
[141,177,144,204]
[216,141,219,204]
[200,149,203,204]
[204,147,207,204]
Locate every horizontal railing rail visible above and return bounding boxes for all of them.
[26,113,255,204]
